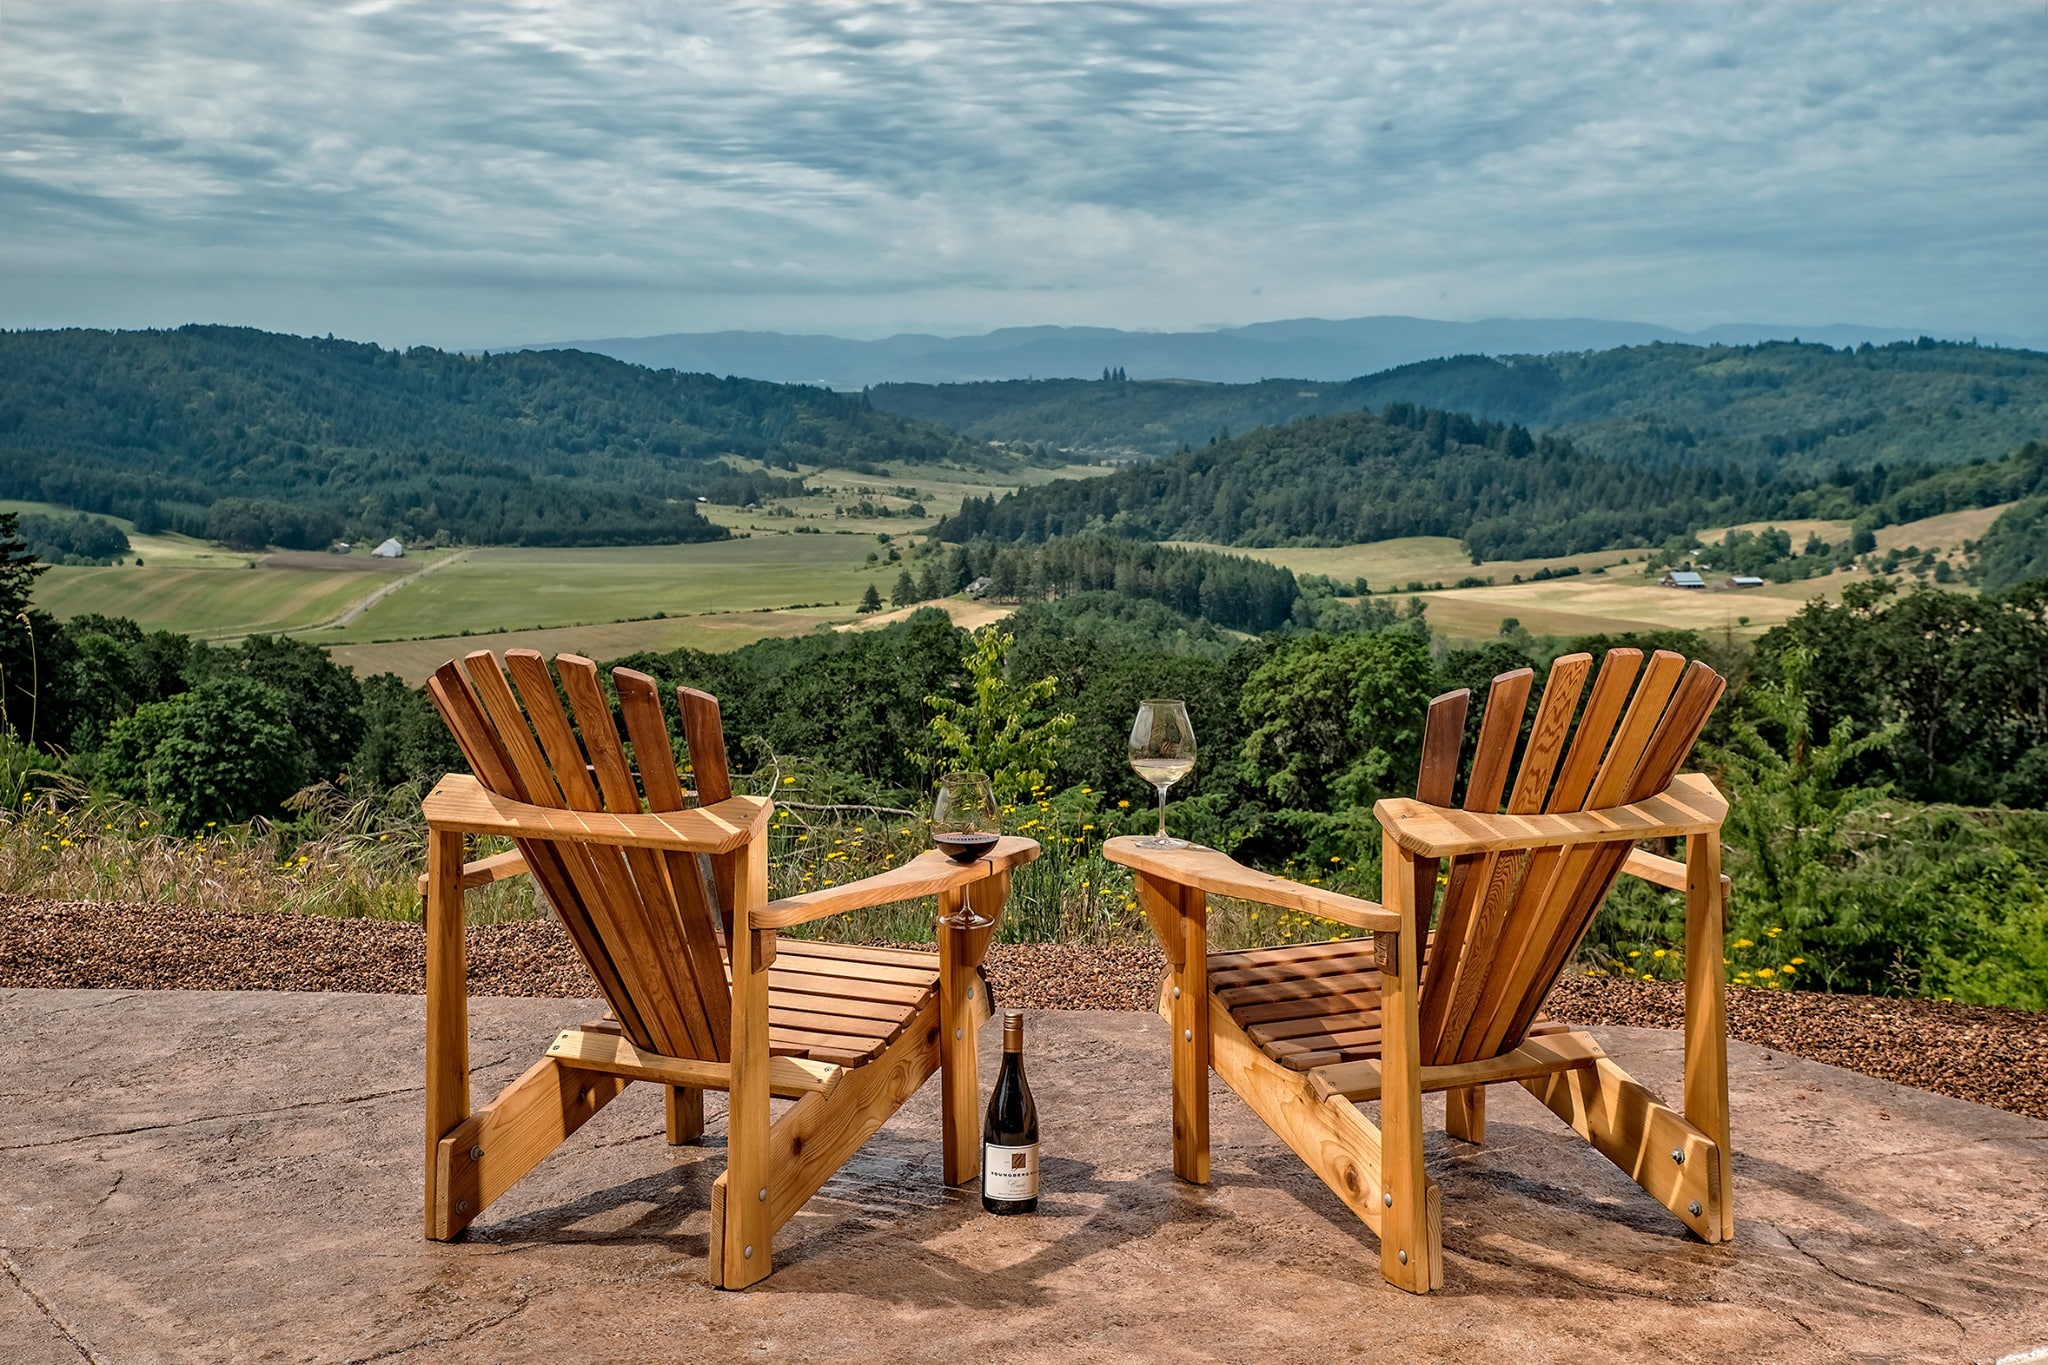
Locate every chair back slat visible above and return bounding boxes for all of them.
[573,654,733,1064]
[1505,653,1592,813]
[426,650,749,1061]
[679,685,741,942]
[557,655,726,1062]
[1490,661,1726,1050]
[1402,649,1724,1067]
[1413,668,1530,1058]
[1545,648,1644,814]
[1583,650,1690,810]
[489,651,692,1058]
[428,658,649,1045]
[1423,655,1594,1055]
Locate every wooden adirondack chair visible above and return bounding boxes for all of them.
[1106,648,1733,1293]
[418,648,1038,1288]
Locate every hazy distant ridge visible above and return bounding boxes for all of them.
[521,316,2046,389]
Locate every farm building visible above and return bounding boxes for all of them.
[371,538,405,559]
[1661,570,1706,589]
[1727,575,1766,588]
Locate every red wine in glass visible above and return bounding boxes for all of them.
[934,830,1000,861]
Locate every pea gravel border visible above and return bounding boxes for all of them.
[4,893,2041,1120]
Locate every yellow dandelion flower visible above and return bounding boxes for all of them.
[1651,948,1666,959]
[1788,956,1805,966]
[1117,799,1130,809]
[1755,967,1775,978]
[1627,950,1641,959]
[782,776,797,785]
[1733,938,1754,949]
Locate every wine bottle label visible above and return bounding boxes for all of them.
[982,1142,1039,1201]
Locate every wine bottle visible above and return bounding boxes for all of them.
[981,1010,1039,1214]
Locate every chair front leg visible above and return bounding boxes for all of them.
[938,872,1006,1186]
[1168,883,1210,1185]
[1139,872,1209,1183]
[1682,829,1735,1242]
[1378,834,1440,1292]
[423,827,471,1239]
[714,839,775,1290]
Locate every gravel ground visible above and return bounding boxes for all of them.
[5,892,2043,1120]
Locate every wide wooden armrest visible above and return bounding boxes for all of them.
[422,773,771,853]
[1622,846,1732,896]
[1104,836,1402,932]
[752,836,1041,930]
[1376,772,1727,860]
[414,847,529,896]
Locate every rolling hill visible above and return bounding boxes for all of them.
[938,402,2048,561]
[0,326,983,549]
[874,339,2048,475]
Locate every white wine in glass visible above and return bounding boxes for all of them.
[1129,699,1196,849]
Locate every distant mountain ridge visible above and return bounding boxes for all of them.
[521,315,2048,389]
[875,340,2048,476]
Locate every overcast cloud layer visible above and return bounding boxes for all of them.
[1,2,2042,349]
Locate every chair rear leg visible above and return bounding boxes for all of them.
[665,1086,705,1144]
[1445,1085,1486,1143]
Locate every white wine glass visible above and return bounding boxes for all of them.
[932,770,999,928]
[1128,699,1196,849]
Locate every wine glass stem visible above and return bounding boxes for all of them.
[1155,783,1169,840]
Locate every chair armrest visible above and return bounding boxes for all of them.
[1621,846,1731,896]
[1103,836,1401,932]
[751,836,1041,930]
[414,848,529,896]
[1375,772,1727,860]
[422,773,770,854]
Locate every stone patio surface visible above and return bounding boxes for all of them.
[2,989,2044,1364]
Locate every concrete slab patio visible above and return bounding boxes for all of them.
[2,989,2044,1364]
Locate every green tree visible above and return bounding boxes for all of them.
[351,673,465,791]
[891,570,919,608]
[858,582,883,614]
[922,627,1073,801]
[0,513,57,741]
[102,676,306,830]
[1240,630,1437,812]
[1707,646,1896,982]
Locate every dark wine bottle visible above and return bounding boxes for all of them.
[981,1010,1039,1214]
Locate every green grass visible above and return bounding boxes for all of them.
[35,562,395,639]
[308,534,894,645]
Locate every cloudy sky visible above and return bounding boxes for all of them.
[2,2,2042,348]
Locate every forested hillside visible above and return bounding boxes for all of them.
[939,405,2048,559]
[0,326,980,548]
[874,339,2048,473]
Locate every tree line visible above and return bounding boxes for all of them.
[0,326,986,548]
[939,403,2048,562]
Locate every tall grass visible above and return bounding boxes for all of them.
[0,760,1359,949]
[0,782,538,925]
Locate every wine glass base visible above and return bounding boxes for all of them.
[938,910,995,932]
[1133,835,1195,850]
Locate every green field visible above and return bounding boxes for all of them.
[25,480,2007,670]
[307,534,891,645]
[34,560,398,639]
